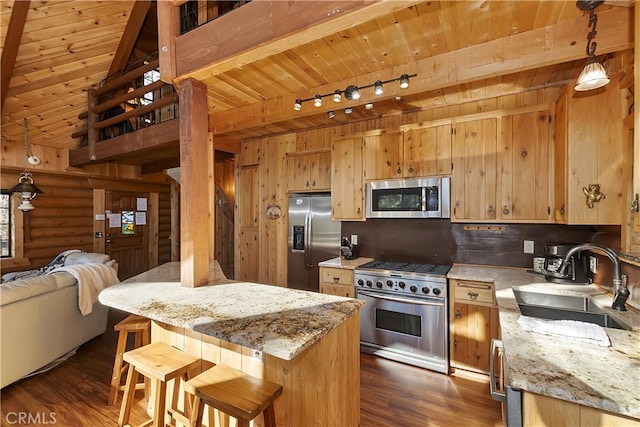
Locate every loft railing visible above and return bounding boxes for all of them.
[72,52,179,160]
[178,0,251,35]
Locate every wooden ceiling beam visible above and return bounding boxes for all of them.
[1,0,30,110]
[107,0,152,76]
[209,5,633,136]
[173,0,424,82]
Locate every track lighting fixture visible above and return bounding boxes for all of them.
[574,0,610,91]
[345,107,352,115]
[292,73,416,111]
[365,103,373,110]
[327,110,335,119]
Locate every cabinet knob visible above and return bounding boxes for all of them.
[468,292,478,300]
[397,163,402,174]
[502,205,510,215]
[408,164,414,173]
[312,179,316,187]
[333,277,339,283]
[306,181,310,187]
[455,308,462,319]
[487,205,495,216]
[453,340,458,346]
[357,207,361,215]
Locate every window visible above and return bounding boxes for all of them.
[141,70,161,106]
[0,192,12,258]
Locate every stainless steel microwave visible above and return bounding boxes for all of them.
[365,177,450,219]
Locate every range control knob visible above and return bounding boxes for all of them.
[357,279,364,287]
[410,285,418,293]
[432,287,442,296]
[421,287,430,294]
[376,281,383,289]
[398,281,406,289]
[366,280,373,287]
[386,280,394,288]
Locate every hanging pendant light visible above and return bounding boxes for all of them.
[9,119,43,212]
[574,0,610,91]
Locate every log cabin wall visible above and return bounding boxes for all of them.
[236,88,620,286]
[1,141,171,274]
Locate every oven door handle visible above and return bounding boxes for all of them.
[357,290,444,306]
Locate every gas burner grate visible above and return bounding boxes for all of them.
[357,260,451,276]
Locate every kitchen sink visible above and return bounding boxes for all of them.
[513,290,629,330]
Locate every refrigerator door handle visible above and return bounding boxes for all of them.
[304,212,312,269]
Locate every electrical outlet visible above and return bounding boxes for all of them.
[523,240,535,254]
[590,256,598,273]
[351,234,358,245]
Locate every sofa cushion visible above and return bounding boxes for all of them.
[0,273,76,307]
[64,252,111,266]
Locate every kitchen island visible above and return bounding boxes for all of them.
[99,261,364,427]
[448,265,640,425]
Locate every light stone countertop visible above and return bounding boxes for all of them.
[100,263,364,361]
[448,264,640,419]
[318,256,374,270]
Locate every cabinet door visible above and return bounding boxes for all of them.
[451,118,498,221]
[451,301,499,373]
[287,152,311,192]
[363,132,404,180]
[331,137,365,220]
[311,150,332,190]
[320,283,355,298]
[498,110,551,221]
[404,124,452,177]
[557,84,624,225]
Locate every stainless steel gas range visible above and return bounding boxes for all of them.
[354,260,451,374]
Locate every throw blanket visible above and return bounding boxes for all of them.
[517,315,611,347]
[48,264,120,315]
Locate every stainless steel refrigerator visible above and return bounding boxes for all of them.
[288,193,341,292]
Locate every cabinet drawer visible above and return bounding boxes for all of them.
[320,283,355,298]
[453,280,495,305]
[320,267,353,285]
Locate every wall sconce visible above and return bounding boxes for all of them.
[10,119,43,212]
[575,0,610,91]
[293,73,417,111]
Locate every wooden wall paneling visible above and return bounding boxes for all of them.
[93,189,106,253]
[170,180,180,262]
[148,192,159,269]
[237,164,259,282]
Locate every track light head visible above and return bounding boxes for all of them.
[399,74,410,89]
[333,90,342,103]
[345,107,352,115]
[327,110,335,119]
[374,80,384,95]
[344,85,360,100]
[314,94,322,107]
[293,99,302,111]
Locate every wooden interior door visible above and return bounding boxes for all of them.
[105,191,149,280]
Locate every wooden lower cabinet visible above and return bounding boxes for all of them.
[523,392,640,427]
[449,279,499,374]
[319,266,354,297]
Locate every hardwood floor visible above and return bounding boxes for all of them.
[1,309,503,426]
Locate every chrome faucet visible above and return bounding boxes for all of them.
[558,243,629,311]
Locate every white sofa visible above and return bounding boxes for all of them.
[0,252,118,388]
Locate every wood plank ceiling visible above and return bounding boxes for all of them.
[1,0,635,159]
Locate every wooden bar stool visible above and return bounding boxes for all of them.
[108,314,152,406]
[183,365,283,427]
[118,342,201,427]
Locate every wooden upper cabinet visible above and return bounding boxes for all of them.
[554,83,624,225]
[331,136,365,221]
[286,150,331,192]
[452,109,552,223]
[498,109,552,222]
[364,125,452,181]
[404,123,452,177]
[451,117,498,221]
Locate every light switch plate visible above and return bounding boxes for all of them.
[590,256,598,273]
[523,240,535,254]
[351,234,358,245]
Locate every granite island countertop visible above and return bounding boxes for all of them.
[448,264,640,420]
[99,275,364,361]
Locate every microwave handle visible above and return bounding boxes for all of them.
[490,339,506,402]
